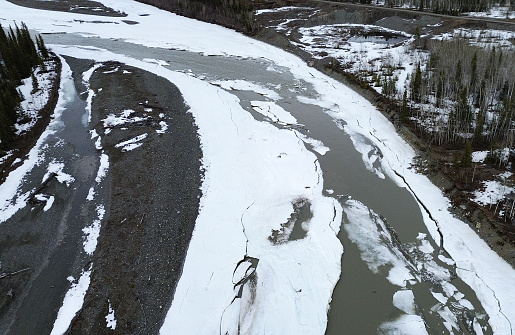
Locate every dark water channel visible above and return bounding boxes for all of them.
[1,57,100,334]
[39,34,493,333]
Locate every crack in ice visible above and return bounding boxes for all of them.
[456,266,513,334]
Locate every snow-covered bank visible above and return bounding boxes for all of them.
[2,0,515,332]
[0,54,74,223]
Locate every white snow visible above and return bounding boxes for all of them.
[95,153,109,183]
[82,63,103,124]
[433,28,515,50]
[255,6,315,15]
[102,109,148,128]
[34,193,55,211]
[465,5,515,19]
[50,268,91,335]
[473,178,514,206]
[473,151,489,163]
[82,205,105,255]
[114,133,147,151]
[156,121,168,134]
[86,187,95,201]
[0,55,73,223]
[16,62,56,134]
[44,160,75,186]
[106,299,117,330]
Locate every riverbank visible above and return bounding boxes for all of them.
[0,54,61,185]
[0,43,202,333]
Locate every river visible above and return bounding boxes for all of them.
[0,0,510,333]
[44,34,491,333]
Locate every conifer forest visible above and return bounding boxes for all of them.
[0,22,49,148]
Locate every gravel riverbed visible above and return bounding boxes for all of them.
[65,60,202,334]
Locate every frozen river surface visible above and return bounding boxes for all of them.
[0,0,514,334]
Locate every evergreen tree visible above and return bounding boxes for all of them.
[0,22,43,148]
[460,141,473,167]
[411,63,422,103]
[455,59,462,88]
[401,90,409,123]
[473,109,485,145]
[470,51,477,89]
[38,35,49,59]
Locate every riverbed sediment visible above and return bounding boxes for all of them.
[65,60,202,334]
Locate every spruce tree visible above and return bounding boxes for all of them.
[461,141,473,167]
[0,22,44,148]
[411,63,422,103]
[36,35,49,59]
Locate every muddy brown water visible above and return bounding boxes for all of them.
[15,23,494,334]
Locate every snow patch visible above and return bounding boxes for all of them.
[95,153,109,183]
[106,299,117,330]
[50,269,91,335]
[44,160,75,186]
[114,133,147,151]
[82,205,105,255]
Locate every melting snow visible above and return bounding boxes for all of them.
[50,269,92,335]
[105,299,117,330]
[114,133,147,151]
[82,205,105,255]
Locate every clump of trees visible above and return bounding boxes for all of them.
[136,0,255,34]
[404,37,515,158]
[382,0,513,16]
[0,22,50,148]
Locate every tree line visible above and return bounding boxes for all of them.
[401,37,515,161]
[352,0,514,16]
[136,0,255,34]
[0,22,49,148]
